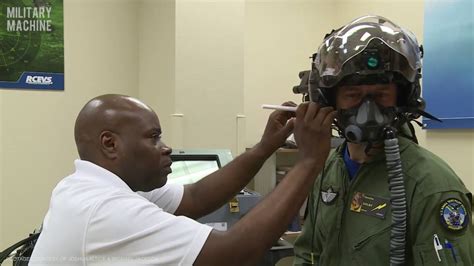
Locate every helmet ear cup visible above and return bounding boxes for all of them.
[309,88,327,105]
[308,69,337,107]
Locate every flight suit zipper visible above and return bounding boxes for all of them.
[337,163,364,266]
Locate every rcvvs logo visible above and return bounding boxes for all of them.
[25,75,53,85]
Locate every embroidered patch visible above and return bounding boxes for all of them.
[439,198,469,232]
[321,186,338,204]
[350,191,389,219]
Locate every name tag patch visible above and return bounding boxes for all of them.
[350,191,389,219]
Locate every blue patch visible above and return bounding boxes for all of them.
[439,198,469,232]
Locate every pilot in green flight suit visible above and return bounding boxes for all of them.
[292,15,474,265]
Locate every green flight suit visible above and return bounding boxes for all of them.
[293,137,474,265]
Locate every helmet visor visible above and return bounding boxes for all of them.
[314,15,422,87]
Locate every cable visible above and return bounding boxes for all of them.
[0,233,40,264]
[384,128,407,266]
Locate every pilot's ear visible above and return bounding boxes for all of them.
[100,131,119,159]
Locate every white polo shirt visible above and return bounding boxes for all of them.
[30,160,212,265]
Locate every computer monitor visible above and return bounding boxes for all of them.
[168,149,234,185]
[167,148,260,231]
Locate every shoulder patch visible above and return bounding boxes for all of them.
[439,198,469,232]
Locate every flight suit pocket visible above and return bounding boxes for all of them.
[351,224,391,265]
[413,242,464,266]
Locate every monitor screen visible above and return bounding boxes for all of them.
[167,149,233,185]
[167,159,219,185]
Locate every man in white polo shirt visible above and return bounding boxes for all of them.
[30,94,336,265]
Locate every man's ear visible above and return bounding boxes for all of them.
[100,131,119,159]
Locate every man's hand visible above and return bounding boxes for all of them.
[294,102,336,168]
[194,102,336,266]
[258,101,297,156]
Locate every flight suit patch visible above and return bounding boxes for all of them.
[321,186,338,205]
[439,198,469,232]
[350,191,388,219]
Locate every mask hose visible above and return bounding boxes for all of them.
[384,127,407,266]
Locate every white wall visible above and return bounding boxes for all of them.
[243,0,336,148]
[0,0,139,247]
[138,0,176,142]
[174,0,245,155]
